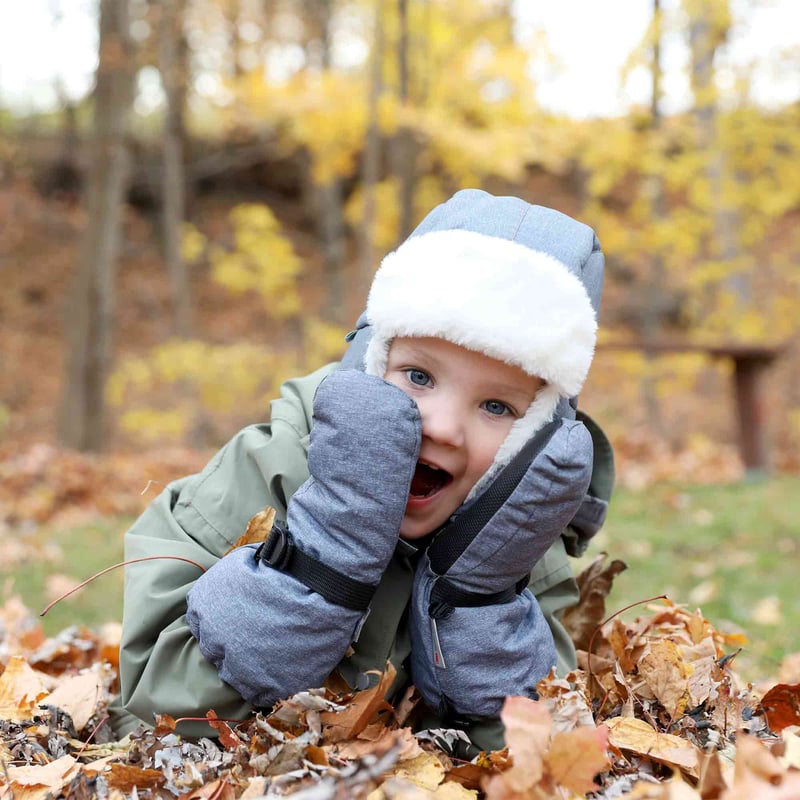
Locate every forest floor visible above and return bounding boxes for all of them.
[2,474,799,687]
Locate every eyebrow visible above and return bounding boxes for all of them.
[487,380,536,397]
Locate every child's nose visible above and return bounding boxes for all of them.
[419,398,465,448]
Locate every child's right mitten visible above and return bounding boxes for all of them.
[409,418,593,719]
[186,369,421,708]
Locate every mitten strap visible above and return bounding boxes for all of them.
[428,574,530,619]
[256,521,377,611]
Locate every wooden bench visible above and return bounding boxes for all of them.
[597,341,787,476]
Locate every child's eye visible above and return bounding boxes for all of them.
[406,369,431,387]
[482,400,513,417]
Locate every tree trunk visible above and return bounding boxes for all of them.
[227,0,244,78]
[308,0,346,322]
[688,0,746,303]
[393,0,416,243]
[640,0,665,433]
[316,180,346,321]
[159,0,192,336]
[59,0,134,451]
[357,0,384,318]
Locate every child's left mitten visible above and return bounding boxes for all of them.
[186,370,421,708]
[409,418,592,719]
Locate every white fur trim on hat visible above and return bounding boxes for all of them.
[365,229,597,394]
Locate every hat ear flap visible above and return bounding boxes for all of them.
[364,332,391,378]
[339,312,372,371]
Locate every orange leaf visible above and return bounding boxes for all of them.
[106,764,165,791]
[761,683,800,733]
[225,507,276,555]
[206,709,241,749]
[153,712,177,736]
[320,662,396,743]
[183,778,236,800]
[545,725,610,793]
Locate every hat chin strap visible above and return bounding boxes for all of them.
[365,333,564,504]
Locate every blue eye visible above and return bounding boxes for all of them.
[483,400,511,417]
[407,369,430,386]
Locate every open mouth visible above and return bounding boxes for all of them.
[409,460,453,499]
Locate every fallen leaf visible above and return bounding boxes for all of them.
[394,684,422,727]
[321,662,396,742]
[106,763,166,791]
[778,726,800,770]
[639,640,693,718]
[483,696,552,798]
[226,506,276,554]
[81,753,124,774]
[44,574,79,603]
[562,553,627,652]
[183,778,236,800]
[45,667,105,731]
[622,777,703,798]
[0,655,50,721]
[385,752,446,791]
[2,755,78,800]
[545,724,610,793]
[609,616,642,673]
[760,683,800,733]
[689,580,718,606]
[605,716,700,777]
[777,653,800,684]
[206,709,241,749]
[751,596,782,626]
[733,734,784,785]
[153,712,177,736]
[697,750,728,798]
[337,726,422,761]
[239,777,268,800]
[431,782,478,798]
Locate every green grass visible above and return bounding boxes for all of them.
[2,516,131,635]
[582,475,800,683]
[4,476,799,683]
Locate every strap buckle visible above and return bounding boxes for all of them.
[257,521,294,571]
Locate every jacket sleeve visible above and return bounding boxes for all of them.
[117,364,335,738]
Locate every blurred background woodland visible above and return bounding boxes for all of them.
[1,0,799,679]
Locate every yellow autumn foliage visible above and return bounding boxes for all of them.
[344,175,446,253]
[210,203,302,319]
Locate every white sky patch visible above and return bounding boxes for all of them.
[0,0,797,118]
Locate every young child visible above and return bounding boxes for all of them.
[113,189,613,753]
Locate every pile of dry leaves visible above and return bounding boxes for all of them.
[0,444,209,533]
[2,556,800,800]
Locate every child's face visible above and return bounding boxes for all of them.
[385,337,543,540]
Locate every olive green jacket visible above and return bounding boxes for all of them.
[112,364,584,750]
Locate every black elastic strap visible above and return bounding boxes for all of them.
[427,419,561,575]
[428,575,530,619]
[255,521,377,612]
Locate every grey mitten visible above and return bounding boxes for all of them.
[186,370,421,707]
[409,418,592,718]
